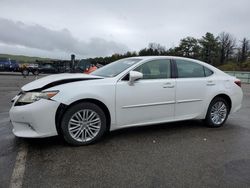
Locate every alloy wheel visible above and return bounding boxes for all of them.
[68,109,101,142]
[210,101,227,125]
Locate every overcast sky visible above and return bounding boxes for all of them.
[0,0,249,59]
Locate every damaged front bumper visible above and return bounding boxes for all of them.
[9,98,60,138]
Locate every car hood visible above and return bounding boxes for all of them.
[21,73,103,91]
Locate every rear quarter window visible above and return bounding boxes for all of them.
[204,67,214,77]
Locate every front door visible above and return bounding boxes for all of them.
[115,59,175,128]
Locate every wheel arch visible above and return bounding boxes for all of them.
[210,93,232,113]
[55,98,111,136]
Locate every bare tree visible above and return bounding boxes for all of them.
[148,43,166,55]
[218,32,236,65]
[240,38,249,63]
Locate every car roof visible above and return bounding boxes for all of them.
[127,55,213,66]
[124,56,226,76]
[126,56,200,61]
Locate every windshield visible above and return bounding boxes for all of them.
[91,58,141,77]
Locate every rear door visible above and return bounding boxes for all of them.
[174,59,208,120]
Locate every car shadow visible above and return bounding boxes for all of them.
[20,120,210,148]
[110,120,204,135]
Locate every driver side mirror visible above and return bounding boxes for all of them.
[129,71,143,85]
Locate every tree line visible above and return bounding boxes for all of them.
[88,32,249,67]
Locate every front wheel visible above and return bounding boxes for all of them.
[205,97,229,127]
[61,102,107,145]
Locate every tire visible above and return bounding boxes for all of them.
[22,69,29,76]
[60,102,107,145]
[205,97,229,127]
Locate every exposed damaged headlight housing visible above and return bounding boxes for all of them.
[15,91,59,105]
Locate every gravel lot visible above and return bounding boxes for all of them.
[0,74,250,188]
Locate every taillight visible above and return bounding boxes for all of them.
[234,80,241,87]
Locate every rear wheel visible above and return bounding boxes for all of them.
[61,102,107,145]
[205,97,229,127]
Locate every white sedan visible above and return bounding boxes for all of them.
[9,56,243,145]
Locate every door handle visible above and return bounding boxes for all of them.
[163,82,174,88]
[206,80,215,86]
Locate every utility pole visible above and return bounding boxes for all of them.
[70,54,75,73]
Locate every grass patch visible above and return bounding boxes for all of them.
[0,53,55,63]
[217,60,250,71]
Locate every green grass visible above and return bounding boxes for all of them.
[0,53,55,63]
[217,60,250,71]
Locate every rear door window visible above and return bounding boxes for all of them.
[176,60,205,78]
